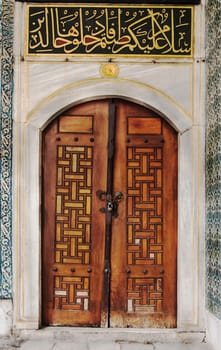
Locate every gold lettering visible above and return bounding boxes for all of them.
[28,6,192,56]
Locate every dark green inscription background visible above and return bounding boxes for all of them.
[27,6,193,56]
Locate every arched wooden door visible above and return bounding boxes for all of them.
[42,99,177,328]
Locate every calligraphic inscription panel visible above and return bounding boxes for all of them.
[27,5,193,57]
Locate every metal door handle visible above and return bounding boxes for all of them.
[112,192,123,217]
[114,192,123,201]
[96,190,123,217]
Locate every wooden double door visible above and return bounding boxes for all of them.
[42,99,177,328]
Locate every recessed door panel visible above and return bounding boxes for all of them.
[42,99,177,327]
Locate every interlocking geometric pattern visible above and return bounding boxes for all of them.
[127,277,163,313]
[127,147,163,266]
[54,276,90,310]
[55,146,93,265]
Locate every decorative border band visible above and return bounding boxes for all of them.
[0,0,14,299]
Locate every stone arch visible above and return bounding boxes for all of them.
[28,79,191,133]
[14,79,196,329]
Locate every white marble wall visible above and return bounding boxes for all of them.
[206,312,221,350]
[12,2,206,332]
[0,300,13,336]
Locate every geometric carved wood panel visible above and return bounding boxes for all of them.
[127,147,163,267]
[127,277,163,313]
[55,146,93,265]
[109,101,177,328]
[43,99,177,327]
[43,101,108,327]
[54,276,90,311]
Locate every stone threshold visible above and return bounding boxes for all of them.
[15,327,206,344]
